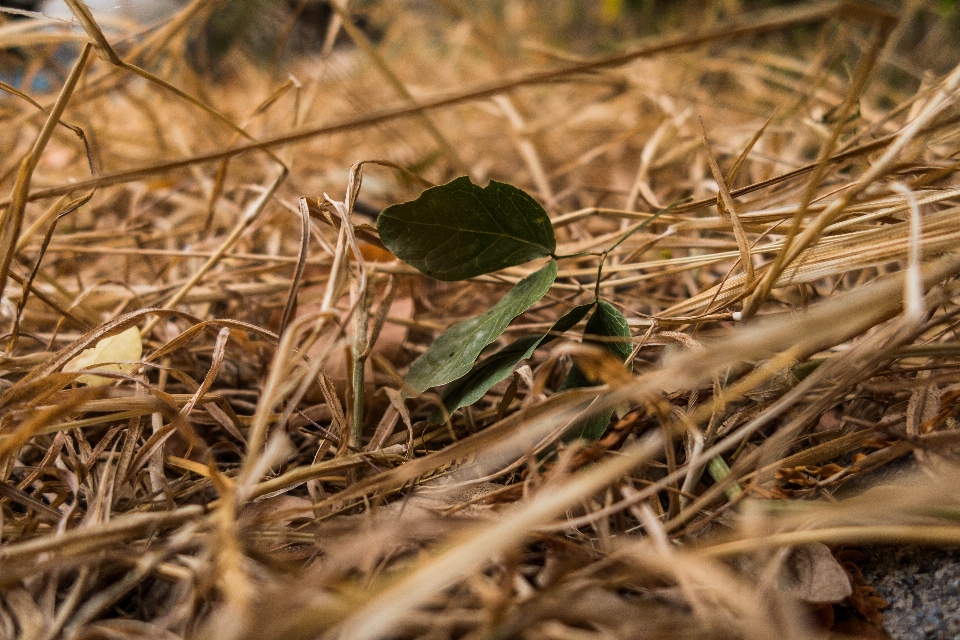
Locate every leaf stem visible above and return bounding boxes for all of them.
[552,250,601,260]
[590,199,685,300]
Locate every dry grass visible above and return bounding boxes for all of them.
[2,0,960,638]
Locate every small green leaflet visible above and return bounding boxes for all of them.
[429,303,594,423]
[377,176,556,281]
[405,260,558,395]
[560,301,633,441]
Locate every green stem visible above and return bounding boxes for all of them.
[588,200,682,301]
[707,456,744,501]
[351,285,370,450]
[351,353,365,450]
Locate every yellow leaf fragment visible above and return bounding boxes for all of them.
[63,327,143,386]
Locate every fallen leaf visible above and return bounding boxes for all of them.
[782,543,853,603]
[63,326,143,386]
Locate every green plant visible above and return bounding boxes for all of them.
[376,176,656,439]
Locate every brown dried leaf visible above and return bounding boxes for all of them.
[782,543,853,604]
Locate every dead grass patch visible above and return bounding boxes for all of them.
[2,1,960,638]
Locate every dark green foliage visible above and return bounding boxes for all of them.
[404,260,558,394]
[383,175,635,440]
[377,176,556,281]
[429,303,594,423]
[559,301,633,441]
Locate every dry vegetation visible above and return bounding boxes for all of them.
[2,0,960,638]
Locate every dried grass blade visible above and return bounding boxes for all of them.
[572,254,960,535]
[311,387,601,511]
[743,21,925,317]
[64,0,287,170]
[701,120,754,284]
[702,525,960,559]
[8,191,94,351]
[334,435,663,640]
[141,168,287,337]
[2,1,868,209]
[0,44,90,302]
[0,504,204,567]
[5,308,169,398]
[327,2,471,175]
[180,327,230,417]
[0,392,93,464]
[893,182,925,322]
[277,198,312,338]
[0,481,63,524]
[661,205,960,316]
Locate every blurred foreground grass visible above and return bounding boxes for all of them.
[2,1,960,638]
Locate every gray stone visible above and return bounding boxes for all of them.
[858,546,960,639]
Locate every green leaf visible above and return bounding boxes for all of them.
[561,301,633,441]
[405,260,558,394]
[537,303,596,349]
[377,176,556,281]
[429,303,594,423]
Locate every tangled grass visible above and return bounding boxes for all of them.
[2,1,960,638]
